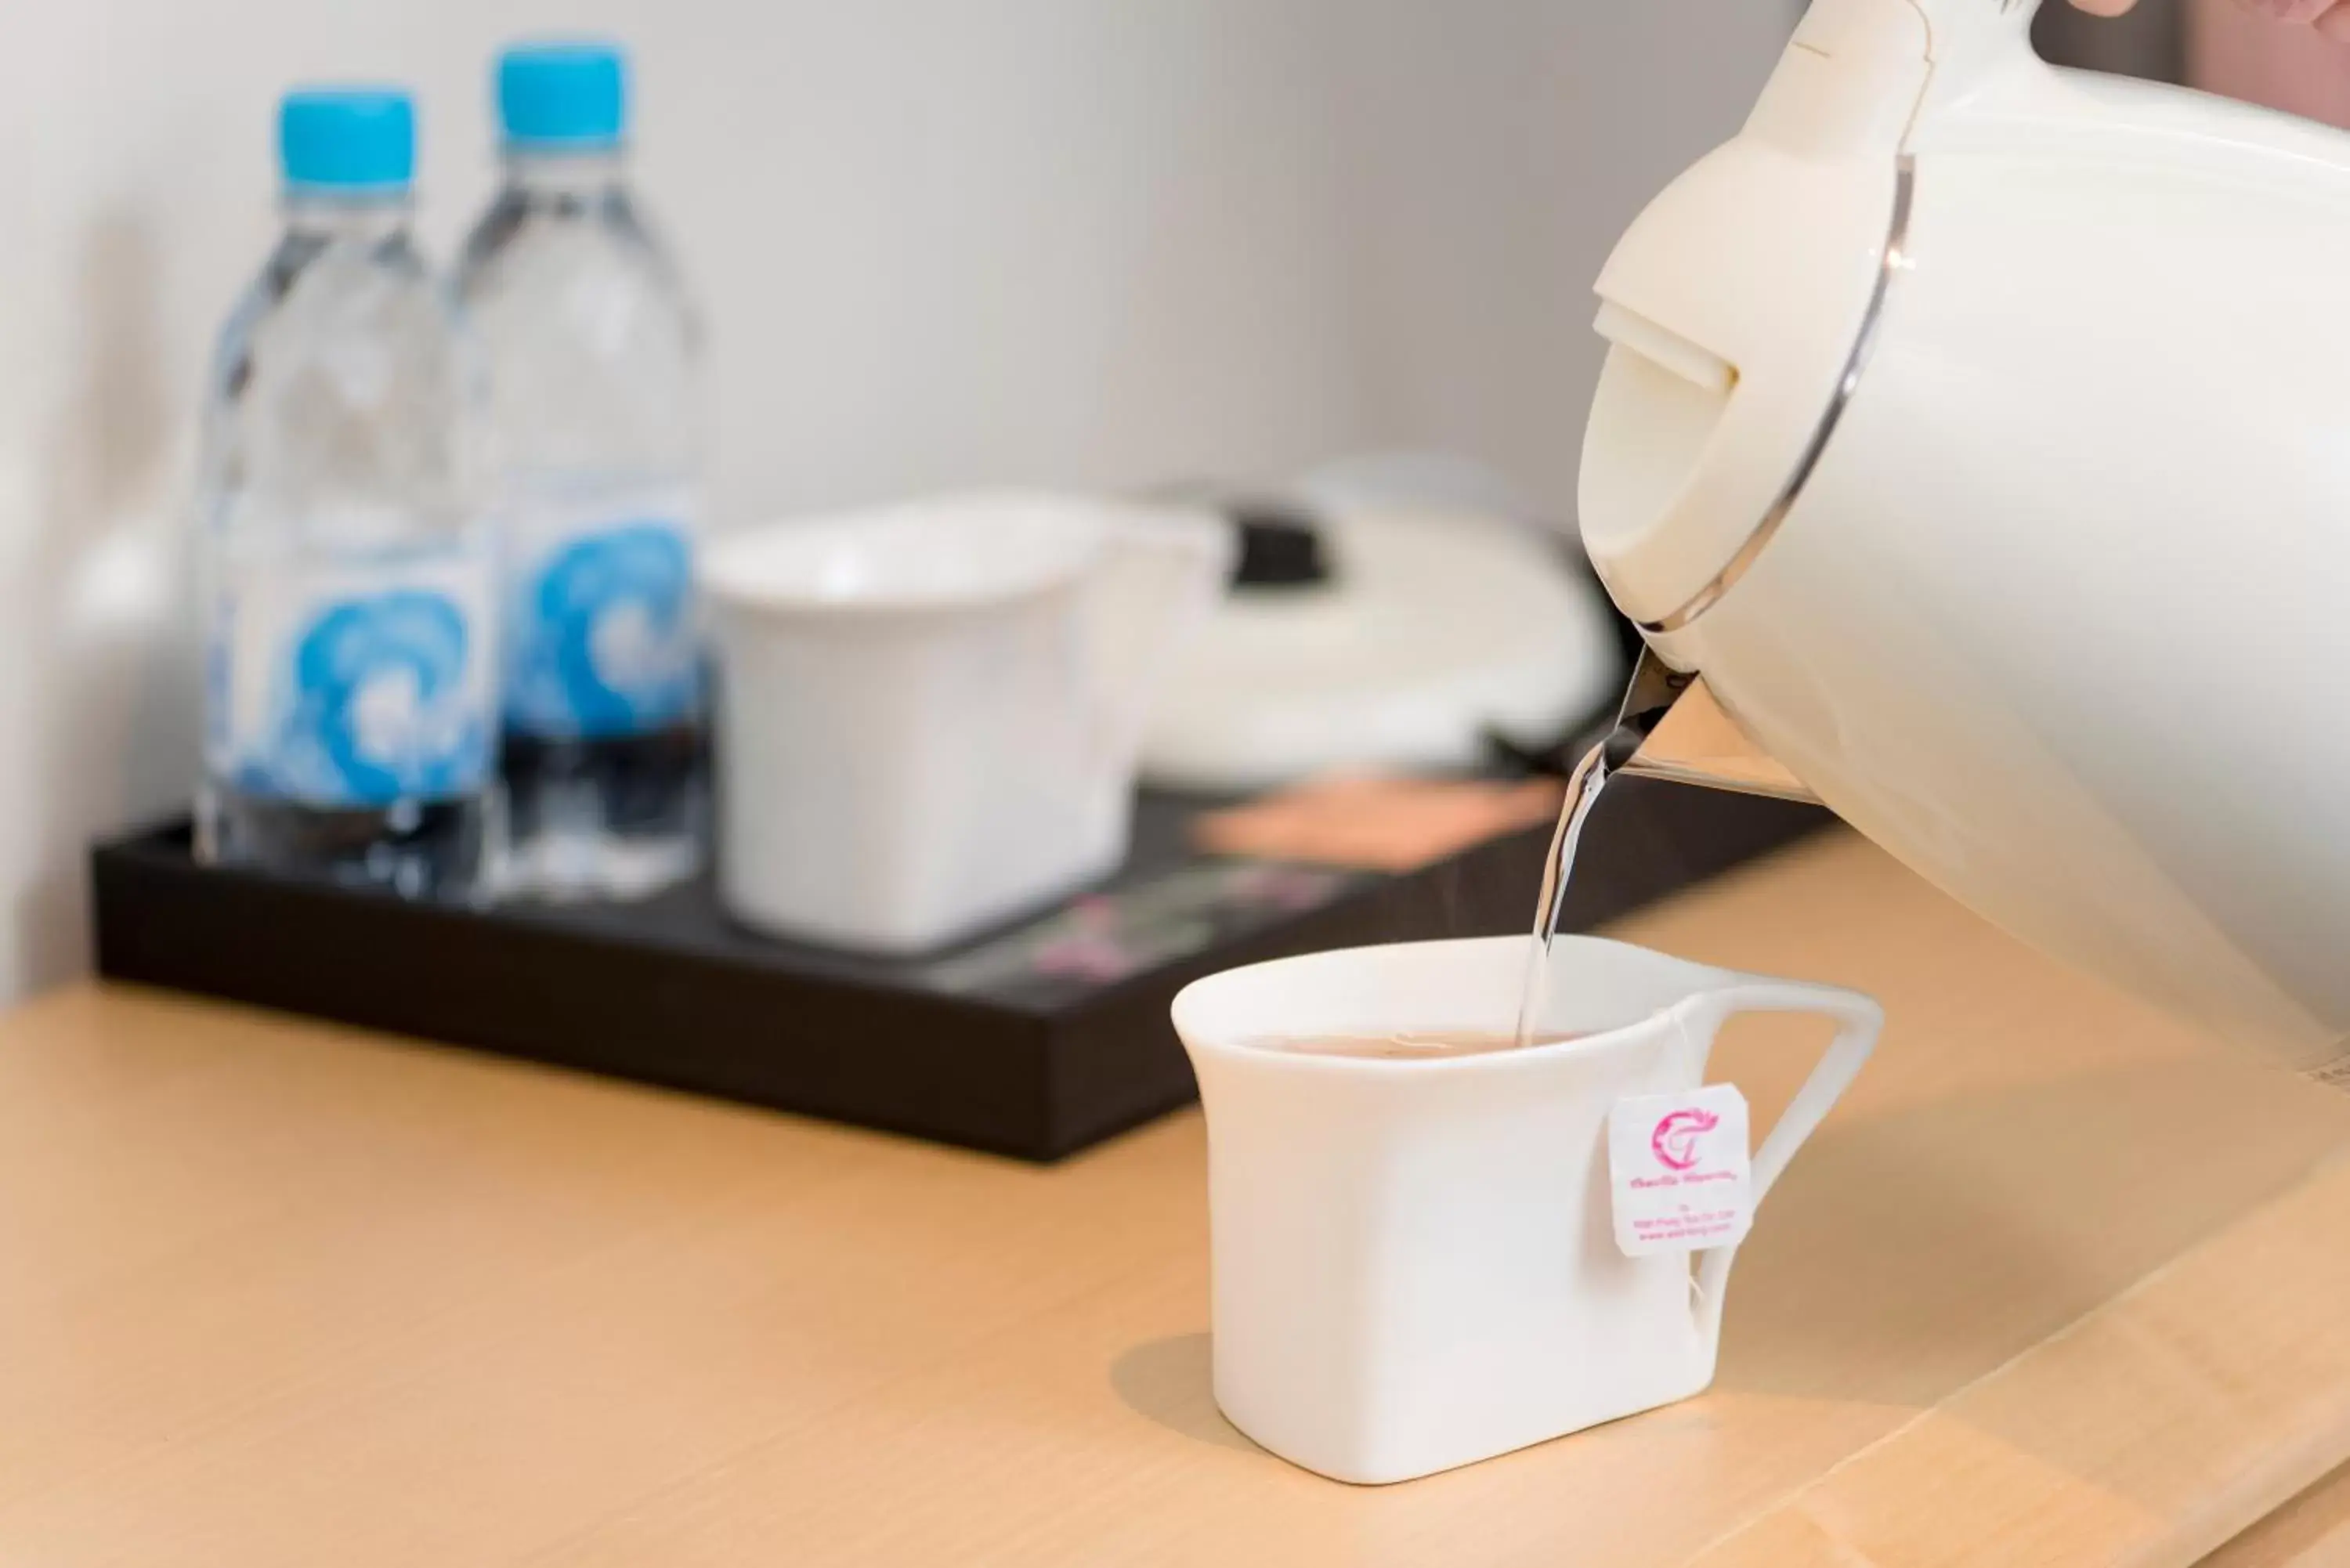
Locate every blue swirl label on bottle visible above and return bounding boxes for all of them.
[501,483,701,739]
[209,551,495,808]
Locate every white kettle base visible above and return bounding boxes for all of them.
[1141,506,1622,793]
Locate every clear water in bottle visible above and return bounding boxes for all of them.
[197,88,496,899]
[455,41,707,901]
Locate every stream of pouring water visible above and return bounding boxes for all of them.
[1513,736,1614,1047]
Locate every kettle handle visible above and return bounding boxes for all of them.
[1777,0,2044,137]
[1674,979,1885,1353]
[1911,0,2046,112]
[1912,0,2042,27]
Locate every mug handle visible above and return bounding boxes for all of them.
[1081,507,1235,768]
[1676,979,1884,1346]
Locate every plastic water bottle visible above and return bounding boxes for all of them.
[196,89,496,898]
[454,41,707,900]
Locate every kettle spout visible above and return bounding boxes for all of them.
[1602,649,1820,806]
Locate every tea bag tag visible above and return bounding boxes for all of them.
[1607,1083,1753,1258]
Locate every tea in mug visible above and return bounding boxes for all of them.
[1248,1029,1587,1061]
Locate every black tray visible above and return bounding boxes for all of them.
[91,781,1825,1161]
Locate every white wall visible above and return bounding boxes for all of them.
[0,0,1790,999]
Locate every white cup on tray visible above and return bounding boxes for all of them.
[701,493,1231,954]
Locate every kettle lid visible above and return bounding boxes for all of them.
[1578,0,1934,629]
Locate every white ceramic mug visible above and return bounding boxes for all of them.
[701,493,1231,953]
[1170,934,1881,1484]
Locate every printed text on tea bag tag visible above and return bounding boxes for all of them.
[1608,1083,1753,1258]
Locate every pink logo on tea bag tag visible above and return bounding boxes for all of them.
[1650,1106,1719,1170]
[1609,1084,1753,1259]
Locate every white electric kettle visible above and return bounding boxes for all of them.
[1581,0,2350,1070]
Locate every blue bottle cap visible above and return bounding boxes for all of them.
[279,88,416,192]
[497,42,627,150]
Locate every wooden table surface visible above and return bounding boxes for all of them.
[16,830,2350,1566]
